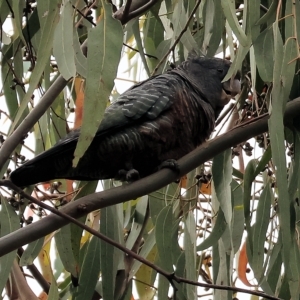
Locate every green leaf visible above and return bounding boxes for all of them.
[157,274,169,299]
[243,160,257,227]
[173,252,187,299]
[172,0,199,53]
[132,20,150,77]
[247,0,260,41]
[126,196,148,250]
[251,182,272,279]
[155,205,174,273]
[295,0,300,42]
[19,238,44,266]
[73,29,87,78]
[231,180,244,254]
[288,241,300,298]
[12,0,26,44]
[285,0,293,42]
[254,145,272,177]
[214,240,233,299]
[256,0,277,26]
[184,211,197,299]
[75,237,100,300]
[135,245,157,300]
[212,149,232,224]
[0,196,20,293]
[253,27,274,82]
[221,0,249,47]
[265,238,282,294]
[100,204,123,299]
[269,25,297,278]
[281,38,298,102]
[49,93,67,145]
[53,1,76,80]
[243,159,257,260]
[0,0,11,25]
[55,225,78,278]
[278,273,291,299]
[202,0,225,56]
[48,273,60,300]
[129,229,156,279]
[73,1,123,167]
[154,39,172,74]
[196,208,227,251]
[1,59,19,119]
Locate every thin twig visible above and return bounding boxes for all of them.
[173,276,281,300]
[124,43,157,59]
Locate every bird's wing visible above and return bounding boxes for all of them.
[19,74,177,164]
[97,74,176,133]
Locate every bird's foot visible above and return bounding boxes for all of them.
[159,159,180,173]
[126,169,140,181]
[116,168,140,182]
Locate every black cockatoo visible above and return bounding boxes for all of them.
[10,55,241,186]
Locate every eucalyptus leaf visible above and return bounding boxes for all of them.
[253,27,274,82]
[75,237,100,300]
[155,205,174,273]
[53,1,76,80]
[73,1,123,167]
[0,196,20,294]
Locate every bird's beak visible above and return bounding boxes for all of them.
[221,74,241,105]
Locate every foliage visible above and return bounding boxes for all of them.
[0,0,300,299]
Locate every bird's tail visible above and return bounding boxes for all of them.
[10,158,60,187]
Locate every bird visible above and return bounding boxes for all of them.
[10,54,241,187]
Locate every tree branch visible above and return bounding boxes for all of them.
[113,0,160,24]
[1,98,300,257]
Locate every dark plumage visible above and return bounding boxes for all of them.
[10,55,241,186]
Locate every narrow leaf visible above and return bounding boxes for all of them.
[73,2,123,166]
[19,238,44,266]
[251,183,272,279]
[53,1,76,80]
[155,205,174,272]
[55,225,78,277]
[0,196,20,293]
[212,149,232,224]
[75,237,100,300]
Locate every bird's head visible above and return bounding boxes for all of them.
[178,55,241,115]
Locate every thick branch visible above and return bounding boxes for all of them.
[0,98,300,256]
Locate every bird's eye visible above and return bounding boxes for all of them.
[217,69,223,73]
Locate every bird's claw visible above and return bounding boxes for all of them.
[159,159,180,173]
[116,168,140,182]
[126,169,140,181]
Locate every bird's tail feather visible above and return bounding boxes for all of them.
[10,159,59,187]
